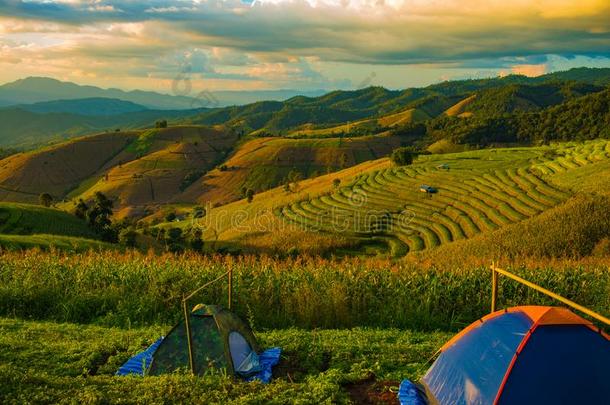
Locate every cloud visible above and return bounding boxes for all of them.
[1,1,609,64]
[0,0,609,90]
[511,64,548,77]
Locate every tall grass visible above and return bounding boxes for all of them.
[0,250,608,331]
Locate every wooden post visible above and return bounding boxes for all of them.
[228,267,233,310]
[182,296,195,375]
[491,262,498,313]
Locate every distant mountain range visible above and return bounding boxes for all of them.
[0,67,609,149]
[16,98,149,116]
[0,77,325,110]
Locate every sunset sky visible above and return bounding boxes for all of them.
[0,0,609,94]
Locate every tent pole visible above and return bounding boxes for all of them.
[183,296,195,375]
[228,267,233,310]
[491,262,498,313]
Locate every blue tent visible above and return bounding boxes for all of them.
[399,306,610,404]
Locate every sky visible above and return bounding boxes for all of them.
[0,0,609,95]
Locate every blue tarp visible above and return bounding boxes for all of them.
[397,379,427,405]
[245,347,282,384]
[116,337,164,376]
[116,338,281,384]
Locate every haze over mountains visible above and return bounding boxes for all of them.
[0,77,325,110]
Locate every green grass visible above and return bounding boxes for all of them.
[0,203,98,239]
[0,317,448,404]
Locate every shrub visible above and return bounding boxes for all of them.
[180,171,204,191]
[39,193,53,207]
[118,227,137,247]
[390,147,415,166]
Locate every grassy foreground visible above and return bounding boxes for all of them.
[0,317,449,404]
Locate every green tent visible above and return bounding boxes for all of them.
[149,304,261,376]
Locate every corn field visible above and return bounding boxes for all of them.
[1,249,608,331]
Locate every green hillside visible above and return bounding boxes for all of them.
[0,203,97,238]
[186,68,610,137]
[3,67,610,149]
[463,82,603,116]
[427,88,610,145]
[0,203,112,251]
[0,234,111,251]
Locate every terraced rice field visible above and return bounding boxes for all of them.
[275,140,609,255]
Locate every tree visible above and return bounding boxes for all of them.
[193,206,206,219]
[287,169,303,193]
[189,229,204,252]
[74,199,89,219]
[39,193,53,207]
[339,153,349,169]
[390,147,415,166]
[118,227,137,248]
[155,120,168,128]
[333,178,341,189]
[87,192,115,241]
[166,227,184,252]
[165,212,177,222]
[246,189,255,203]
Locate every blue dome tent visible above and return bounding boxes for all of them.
[399,306,610,404]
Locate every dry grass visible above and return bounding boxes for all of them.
[443,94,477,117]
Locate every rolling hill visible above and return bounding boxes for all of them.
[77,126,238,216]
[0,202,98,238]
[184,68,610,138]
[0,202,111,251]
[0,106,207,148]
[179,133,406,206]
[286,107,431,137]
[0,131,139,204]
[0,126,241,215]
